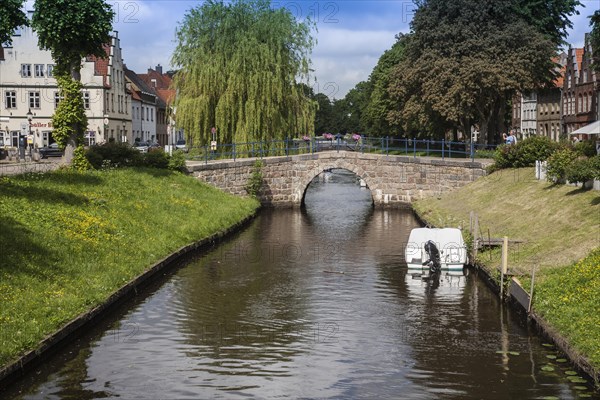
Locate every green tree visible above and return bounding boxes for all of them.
[511,0,581,47]
[590,10,600,72]
[31,0,114,161]
[388,0,572,144]
[0,0,27,46]
[172,0,317,145]
[313,93,335,134]
[363,36,406,137]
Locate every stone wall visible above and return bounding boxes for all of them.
[187,151,489,207]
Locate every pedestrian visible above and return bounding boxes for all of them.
[506,131,516,145]
[502,133,507,144]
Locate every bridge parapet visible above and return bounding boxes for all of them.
[187,151,490,207]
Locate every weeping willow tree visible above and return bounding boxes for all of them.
[172,0,317,146]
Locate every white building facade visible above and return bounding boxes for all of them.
[520,92,537,139]
[0,22,131,150]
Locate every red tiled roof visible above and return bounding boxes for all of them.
[85,43,111,87]
[139,70,173,90]
[131,90,142,101]
[156,89,175,104]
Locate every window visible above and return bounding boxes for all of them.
[142,107,145,120]
[83,91,90,109]
[29,91,40,109]
[54,91,64,109]
[5,91,16,109]
[151,108,153,122]
[111,93,114,112]
[578,95,583,113]
[567,73,571,89]
[21,64,32,77]
[47,64,54,77]
[34,64,44,77]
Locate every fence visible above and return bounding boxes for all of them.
[186,136,498,164]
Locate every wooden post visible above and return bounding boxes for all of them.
[472,214,479,261]
[500,236,508,299]
[528,265,536,314]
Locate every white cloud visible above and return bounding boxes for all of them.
[114,0,592,100]
[311,27,398,98]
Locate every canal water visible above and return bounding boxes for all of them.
[5,169,599,399]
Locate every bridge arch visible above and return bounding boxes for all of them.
[297,164,375,206]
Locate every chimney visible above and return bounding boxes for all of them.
[156,64,162,74]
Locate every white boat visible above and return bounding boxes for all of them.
[405,227,468,271]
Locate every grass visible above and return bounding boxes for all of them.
[531,249,600,370]
[0,168,259,368]
[413,167,600,372]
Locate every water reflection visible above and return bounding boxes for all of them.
[5,169,599,399]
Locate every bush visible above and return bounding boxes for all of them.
[168,150,187,171]
[546,148,579,183]
[565,158,596,185]
[513,136,558,167]
[143,148,170,169]
[245,160,263,198]
[493,144,519,169]
[85,142,142,169]
[591,155,600,180]
[493,136,558,169]
[574,140,597,158]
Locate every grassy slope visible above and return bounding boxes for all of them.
[413,168,600,369]
[0,168,259,367]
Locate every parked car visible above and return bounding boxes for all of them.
[175,139,187,152]
[133,141,150,153]
[39,142,63,158]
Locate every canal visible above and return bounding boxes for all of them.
[5,169,599,399]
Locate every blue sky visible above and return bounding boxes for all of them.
[95,1,597,98]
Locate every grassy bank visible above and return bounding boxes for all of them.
[413,168,600,371]
[0,168,259,368]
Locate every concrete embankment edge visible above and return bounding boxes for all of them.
[413,208,599,386]
[0,208,259,390]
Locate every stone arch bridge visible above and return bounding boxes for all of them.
[187,151,489,207]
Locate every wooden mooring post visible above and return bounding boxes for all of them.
[500,236,508,299]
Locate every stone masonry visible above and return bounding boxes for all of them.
[187,151,489,207]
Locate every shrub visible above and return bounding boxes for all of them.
[493,136,558,169]
[246,160,263,198]
[513,136,558,167]
[546,148,579,183]
[574,140,597,158]
[565,157,596,185]
[143,149,170,169]
[493,144,519,169]
[588,154,600,180]
[85,142,142,169]
[168,150,187,172]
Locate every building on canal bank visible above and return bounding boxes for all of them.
[0,17,131,149]
[562,35,598,139]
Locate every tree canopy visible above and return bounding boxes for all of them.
[172,0,317,145]
[590,10,600,72]
[31,0,114,159]
[0,0,28,46]
[387,0,578,143]
[32,0,114,77]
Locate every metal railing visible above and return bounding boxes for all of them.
[185,136,498,165]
